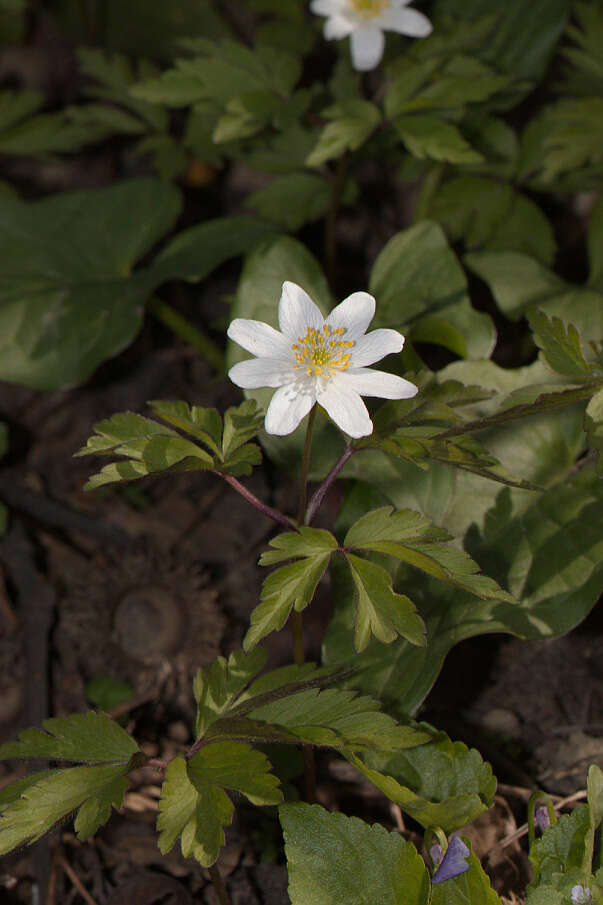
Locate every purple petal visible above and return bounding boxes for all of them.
[534,805,551,832]
[431,836,470,884]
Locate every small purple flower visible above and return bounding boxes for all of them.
[571,886,592,905]
[431,836,471,884]
[534,805,551,832]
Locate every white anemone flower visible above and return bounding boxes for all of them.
[310,0,432,71]
[227,281,418,438]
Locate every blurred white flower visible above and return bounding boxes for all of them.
[228,281,417,438]
[571,887,592,905]
[310,0,432,71]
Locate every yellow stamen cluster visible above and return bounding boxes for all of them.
[292,324,355,379]
[350,0,390,19]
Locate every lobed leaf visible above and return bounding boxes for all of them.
[158,744,282,868]
[244,553,332,650]
[306,99,380,167]
[356,730,496,832]
[259,526,338,565]
[0,711,139,764]
[394,115,483,165]
[345,506,515,604]
[528,309,594,378]
[193,647,268,738]
[149,400,223,455]
[0,764,131,852]
[345,553,426,652]
[245,686,430,751]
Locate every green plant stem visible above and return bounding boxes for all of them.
[209,863,233,905]
[324,153,349,294]
[147,296,225,373]
[217,473,296,530]
[413,163,444,223]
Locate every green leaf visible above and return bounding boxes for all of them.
[148,400,223,455]
[187,742,282,804]
[369,221,496,360]
[541,98,603,182]
[149,215,277,285]
[373,429,541,490]
[345,553,426,652]
[431,839,501,904]
[345,506,515,603]
[0,711,139,764]
[0,90,112,156]
[528,309,594,378]
[394,115,483,165]
[324,464,603,721]
[79,400,264,490]
[77,48,167,131]
[280,802,431,905]
[0,178,181,390]
[529,806,592,885]
[85,677,134,713]
[0,770,60,809]
[132,40,300,108]
[158,744,282,868]
[306,100,381,167]
[221,399,265,461]
[245,686,429,751]
[430,175,556,266]
[76,411,177,457]
[386,54,510,119]
[432,0,569,81]
[244,553,333,650]
[0,764,131,852]
[213,90,281,142]
[193,651,429,752]
[354,731,496,832]
[344,507,433,548]
[245,172,333,232]
[465,250,564,320]
[259,526,339,565]
[193,647,269,737]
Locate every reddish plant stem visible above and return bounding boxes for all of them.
[216,472,296,530]
[305,444,356,524]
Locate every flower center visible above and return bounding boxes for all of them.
[292,324,354,379]
[350,0,390,19]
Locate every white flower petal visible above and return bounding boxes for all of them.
[264,385,316,436]
[324,14,355,40]
[228,358,291,389]
[380,7,432,37]
[317,378,373,437]
[310,0,341,15]
[349,328,404,367]
[278,281,325,340]
[350,25,385,71]
[227,318,291,358]
[342,367,418,399]
[326,291,375,342]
